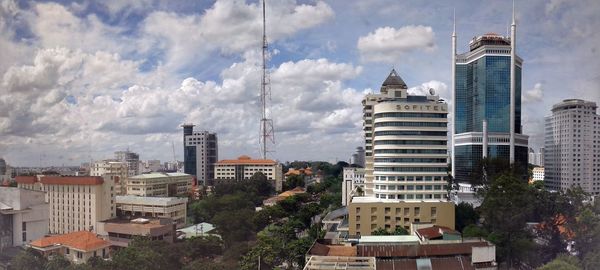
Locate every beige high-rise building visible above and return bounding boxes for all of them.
[214,155,283,192]
[16,176,116,234]
[125,172,192,197]
[91,160,128,195]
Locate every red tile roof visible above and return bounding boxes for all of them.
[15,176,36,184]
[416,226,460,240]
[41,176,103,185]
[16,176,104,185]
[308,242,357,257]
[30,231,110,252]
[377,256,476,270]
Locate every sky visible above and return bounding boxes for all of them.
[1,0,599,166]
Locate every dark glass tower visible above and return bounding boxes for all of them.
[453,33,529,183]
[182,124,196,177]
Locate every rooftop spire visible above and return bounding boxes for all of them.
[512,0,516,25]
[382,69,407,88]
[452,8,456,36]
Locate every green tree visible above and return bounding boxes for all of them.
[372,227,391,235]
[111,237,180,270]
[479,172,534,267]
[538,254,581,270]
[45,255,71,270]
[462,224,489,238]
[455,202,479,232]
[285,175,305,190]
[393,226,409,235]
[11,248,46,270]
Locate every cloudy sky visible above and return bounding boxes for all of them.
[1,0,599,166]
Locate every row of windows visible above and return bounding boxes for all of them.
[375,175,447,181]
[374,112,447,119]
[375,167,447,172]
[374,184,446,190]
[375,193,447,200]
[374,158,447,163]
[374,131,447,136]
[374,149,447,154]
[374,122,447,127]
[374,140,447,145]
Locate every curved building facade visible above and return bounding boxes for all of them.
[363,70,449,201]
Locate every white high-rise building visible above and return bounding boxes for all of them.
[362,70,449,201]
[544,99,600,195]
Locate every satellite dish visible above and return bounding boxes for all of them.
[429,88,435,95]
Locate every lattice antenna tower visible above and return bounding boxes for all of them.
[260,0,275,159]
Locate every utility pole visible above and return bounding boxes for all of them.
[259,0,274,159]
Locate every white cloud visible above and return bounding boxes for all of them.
[357,25,436,63]
[523,83,543,103]
[142,0,334,70]
[408,80,449,100]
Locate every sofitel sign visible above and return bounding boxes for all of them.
[395,104,448,112]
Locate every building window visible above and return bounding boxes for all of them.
[77,252,83,259]
[66,248,70,255]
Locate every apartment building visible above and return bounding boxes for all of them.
[214,155,283,192]
[125,172,192,197]
[348,197,455,236]
[0,187,48,248]
[91,160,128,195]
[115,195,188,228]
[544,99,600,195]
[16,175,115,234]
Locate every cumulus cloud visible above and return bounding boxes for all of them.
[408,80,449,100]
[523,83,543,103]
[142,0,334,70]
[357,25,436,63]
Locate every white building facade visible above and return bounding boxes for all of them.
[0,187,48,248]
[363,70,449,201]
[16,176,115,234]
[214,155,283,192]
[182,125,218,186]
[544,99,600,195]
[114,195,188,228]
[342,167,365,206]
[126,172,193,197]
[532,167,544,182]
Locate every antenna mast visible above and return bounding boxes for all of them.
[260,0,274,159]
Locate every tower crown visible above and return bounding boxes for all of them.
[381,69,407,89]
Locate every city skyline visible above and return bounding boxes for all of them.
[1,0,599,166]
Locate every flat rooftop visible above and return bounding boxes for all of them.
[116,195,188,205]
[351,197,450,204]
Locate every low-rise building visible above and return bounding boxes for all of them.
[126,172,192,197]
[16,175,115,234]
[348,196,455,236]
[177,222,218,239]
[0,187,48,248]
[532,167,544,182]
[215,155,283,192]
[98,217,175,247]
[115,195,188,228]
[28,231,110,264]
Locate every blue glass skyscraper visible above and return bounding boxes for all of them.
[451,27,529,183]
